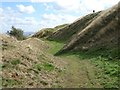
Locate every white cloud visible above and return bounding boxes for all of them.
[31,0,119,14]
[6,7,12,10]
[43,13,77,23]
[31,0,55,2]
[1,7,39,33]
[56,0,80,10]
[0,8,3,13]
[43,3,54,10]
[7,17,37,25]
[16,4,35,14]
[39,13,78,29]
[0,0,29,2]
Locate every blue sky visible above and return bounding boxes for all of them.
[0,0,119,33]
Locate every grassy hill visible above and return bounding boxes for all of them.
[1,34,66,88]
[55,2,120,60]
[47,11,101,42]
[1,2,120,89]
[30,2,120,88]
[31,24,68,39]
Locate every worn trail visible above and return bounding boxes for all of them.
[58,55,102,88]
[46,40,102,88]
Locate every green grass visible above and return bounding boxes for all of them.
[34,63,54,72]
[44,40,64,54]
[11,59,21,65]
[2,59,21,69]
[63,51,119,88]
[91,57,119,88]
[2,78,21,87]
[34,63,42,71]
[0,64,2,71]
[43,63,54,71]
[45,40,119,88]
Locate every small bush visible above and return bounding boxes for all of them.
[11,59,21,65]
[7,26,26,40]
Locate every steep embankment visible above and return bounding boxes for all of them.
[47,11,101,42]
[1,34,66,88]
[56,2,120,57]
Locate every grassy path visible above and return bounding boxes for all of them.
[45,40,102,88]
[59,55,102,88]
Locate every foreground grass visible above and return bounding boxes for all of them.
[45,40,119,88]
[62,51,119,88]
[91,57,119,88]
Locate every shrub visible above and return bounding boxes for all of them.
[7,26,26,40]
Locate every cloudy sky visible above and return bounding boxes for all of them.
[0,0,119,33]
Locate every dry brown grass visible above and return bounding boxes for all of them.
[1,34,66,88]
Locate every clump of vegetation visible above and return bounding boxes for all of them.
[0,64,2,71]
[2,78,21,87]
[92,56,119,88]
[34,63,42,71]
[34,63,54,72]
[11,59,21,66]
[7,26,26,40]
[43,63,54,71]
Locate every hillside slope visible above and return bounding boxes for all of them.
[31,24,68,39]
[1,34,66,88]
[47,11,101,42]
[56,2,120,58]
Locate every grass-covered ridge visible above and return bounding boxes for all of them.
[32,24,69,39]
[1,34,66,88]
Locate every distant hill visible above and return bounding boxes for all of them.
[31,24,69,39]
[24,32,35,36]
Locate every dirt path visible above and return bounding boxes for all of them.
[59,56,102,88]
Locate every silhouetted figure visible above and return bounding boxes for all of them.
[93,10,95,13]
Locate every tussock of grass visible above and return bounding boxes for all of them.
[34,63,54,72]
[2,78,21,87]
[11,59,21,66]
